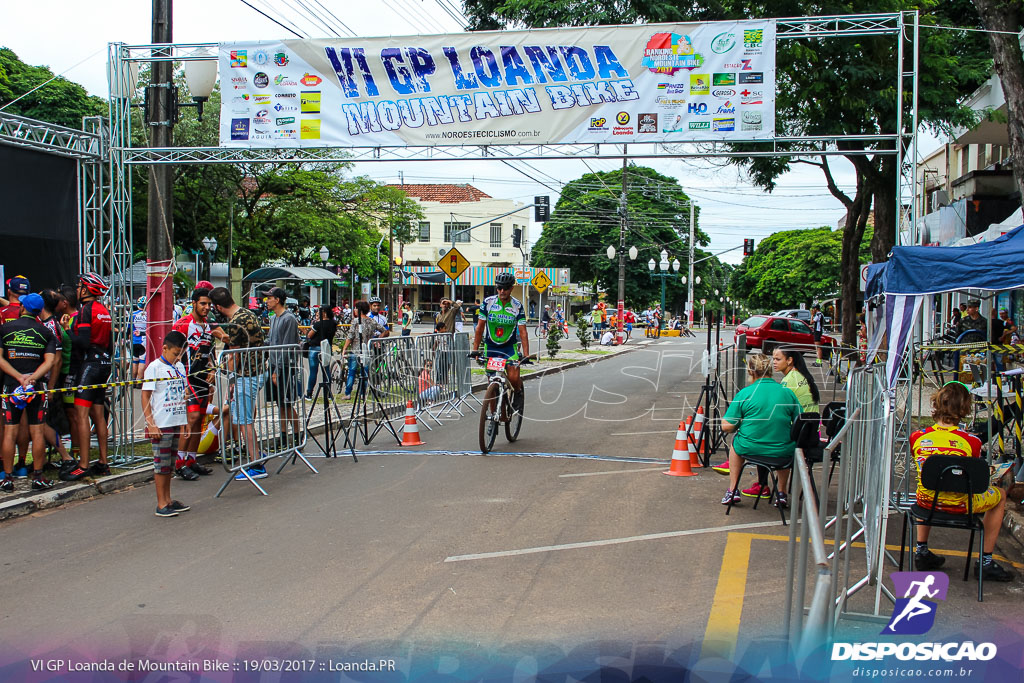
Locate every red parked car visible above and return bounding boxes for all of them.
[734,315,836,353]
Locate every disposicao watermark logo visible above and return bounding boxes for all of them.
[832,572,997,662]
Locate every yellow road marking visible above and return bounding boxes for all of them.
[702,530,1024,658]
[701,533,752,661]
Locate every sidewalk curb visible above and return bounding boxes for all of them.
[0,342,647,523]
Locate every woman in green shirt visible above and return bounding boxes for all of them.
[739,347,823,500]
[720,353,801,507]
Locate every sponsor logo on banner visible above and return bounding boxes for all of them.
[710,32,736,54]
[300,73,323,87]
[230,118,249,140]
[231,94,251,104]
[273,102,298,112]
[713,73,736,86]
[230,50,246,68]
[643,33,704,73]
[831,572,998,664]
[276,116,296,125]
[741,110,762,130]
[638,113,657,133]
[745,29,761,54]
[615,111,630,125]
[253,50,269,66]
[612,114,632,135]
[712,88,735,99]
[254,72,270,88]
[687,102,709,115]
[252,128,272,140]
[275,92,297,98]
[301,91,322,113]
[715,101,736,114]
[655,97,686,109]
[741,59,753,70]
[689,121,710,130]
[253,115,271,125]
[739,72,764,84]
[300,119,321,139]
[658,83,687,94]
[274,128,298,139]
[690,74,710,94]
[713,117,735,132]
[254,94,272,104]
[230,76,248,90]
[740,88,763,105]
[588,117,608,131]
[274,74,298,87]
[274,51,289,67]
[662,113,684,131]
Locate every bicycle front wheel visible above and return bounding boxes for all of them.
[505,389,524,442]
[479,382,500,454]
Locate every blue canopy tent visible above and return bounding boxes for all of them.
[865,224,1024,388]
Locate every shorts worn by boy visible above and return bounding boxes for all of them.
[143,357,188,473]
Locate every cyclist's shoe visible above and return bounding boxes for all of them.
[512,390,525,414]
[175,466,200,481]
[89,461,110,476]
[188,460,213,476]
[60,466,90,482]
[0,474,13,493]
[31,475,54,490]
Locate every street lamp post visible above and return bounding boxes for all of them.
[648,250,680,331]
[607,243,638,341]
[201,236,217,281]
[319,246,330,308]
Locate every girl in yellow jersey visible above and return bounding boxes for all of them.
[910,382,1014,581]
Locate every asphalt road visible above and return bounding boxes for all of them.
[2,333,1021,677]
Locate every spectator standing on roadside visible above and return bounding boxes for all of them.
[171,287,216,480]
[472,300,481,326]
[266,288,301,445]
[341,301,389,397]
[811,304,825,366]
[38,290,73,469]
[62,273,113,482]
[305,307,338,399]
[368,297,389,337]
[210,287,268,480]
[141,330,190,517]
[0,293,56,492]
[990,307,1005,344]
[435,299,459,334]
[401,303,414,337]
[957,299,986,338]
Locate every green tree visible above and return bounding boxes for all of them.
[728,226,872,312]
[461,0,991,346]
[530,166,722,312]
[0,48,106,127]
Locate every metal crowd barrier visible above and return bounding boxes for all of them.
[213,344,316,496]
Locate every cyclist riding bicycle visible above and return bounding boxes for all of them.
[471,271,531,409]
[541,305,551,335]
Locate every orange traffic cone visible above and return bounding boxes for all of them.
[664,419,696,477]
[400,400,425,446]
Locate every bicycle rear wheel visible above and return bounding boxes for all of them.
[505,389,524,442]
[479,382,500,454]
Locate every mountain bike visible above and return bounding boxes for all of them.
[470,353,530,454]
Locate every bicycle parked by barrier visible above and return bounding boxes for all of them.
[470,352,530,454]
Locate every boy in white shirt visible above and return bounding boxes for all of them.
[141,331,190,517]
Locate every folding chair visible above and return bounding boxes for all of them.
[791,412,824,505]
[898,455,991,602]
[725,451,793,525]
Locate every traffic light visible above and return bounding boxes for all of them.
[512,227,522,248]
[534,196,550,222]
[743,238,755,256]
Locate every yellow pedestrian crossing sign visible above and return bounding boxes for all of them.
[531,271,551,292]
[437,247,470,281]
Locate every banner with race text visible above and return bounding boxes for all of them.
[218,20,775,147]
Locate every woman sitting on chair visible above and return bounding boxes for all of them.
[910,382,1014,581]
[720,354,802,508]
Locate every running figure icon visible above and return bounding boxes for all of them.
[882,571,949,635]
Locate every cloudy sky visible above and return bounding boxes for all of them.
[4,1,939,270]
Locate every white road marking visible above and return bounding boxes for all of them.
[610,430,680,436]
[559,467,665,478]
[443,520,784,563]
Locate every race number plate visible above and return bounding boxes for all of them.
[486,357,507,371]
